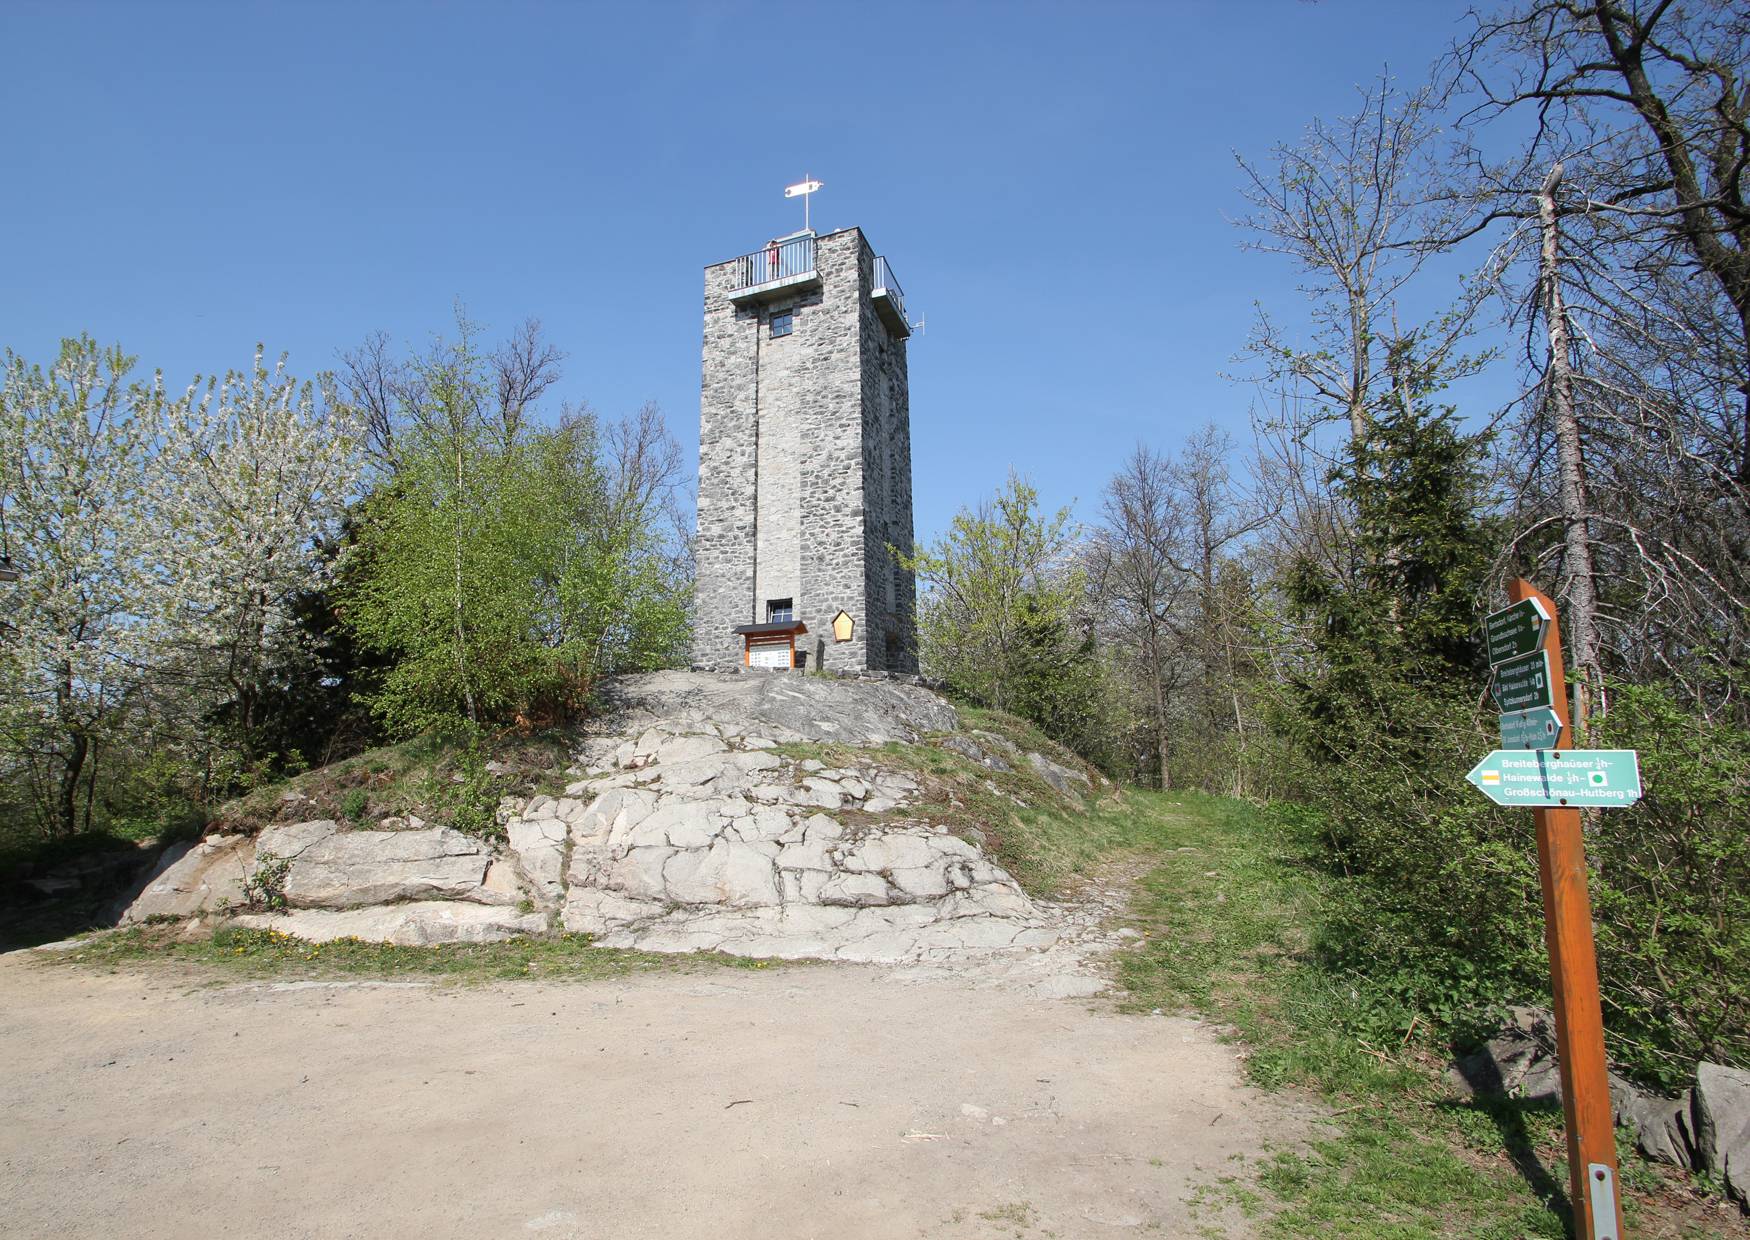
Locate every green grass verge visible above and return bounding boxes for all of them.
[48,923,784,984]
[1114,791,1727,1239]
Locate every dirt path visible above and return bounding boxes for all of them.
[0,953,1315,1239]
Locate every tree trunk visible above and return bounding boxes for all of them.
[1149,650,1171,791]
[453,445,478,724]
[84,737,99,833]
[1536,163,1602,729]
[1348,290,1370,444]
[59,729,88,837]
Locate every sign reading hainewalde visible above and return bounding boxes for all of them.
[1466,748,1643,808]
[1499,706,1563,751]
[1484,597,1551,667]
[1491,649,1555,712]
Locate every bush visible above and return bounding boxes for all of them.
[243,852,290,910]
[340,788,370,826]
[1294,685,1549,1037]
[424,727,504,842]
[1589,682,1750,1087]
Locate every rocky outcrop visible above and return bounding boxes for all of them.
[1697,1062,1750,1206]
[1620,1088,1698,1169]
[542,711,1050,963]
[1448,1006,1564,1103]
[117,819,530,928]
[120,834,257,924]
[1450,1009,1750,1201]
[281,827,501,909]
[230,902,545,946]
[592,669,958,746]
[117,672,1097,967]
[1026,751,1093,800]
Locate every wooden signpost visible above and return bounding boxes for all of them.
[1477,580,1625,1240]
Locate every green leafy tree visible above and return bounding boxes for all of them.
[902,473,1115,758]
[1278,384,1544,1028]
[340,321,688,734]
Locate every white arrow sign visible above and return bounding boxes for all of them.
[784,179,823,198]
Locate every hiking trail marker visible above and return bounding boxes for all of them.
[1466,748,1641,808]
[1485,595,1549,665]
[1498,705,1563,751]
[1474,582,1629,1240]
[1491,649,1555,712]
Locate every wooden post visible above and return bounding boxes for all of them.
[1508,577,1622,1239]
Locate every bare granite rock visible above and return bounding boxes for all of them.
[591,669,957,746]
[1697,1062,1750,1207]
[177,674,1094,970]
[281,828,495,909]
[232,901,544,946]
[118,835,256,923]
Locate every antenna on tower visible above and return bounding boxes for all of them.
[784,174,824,233]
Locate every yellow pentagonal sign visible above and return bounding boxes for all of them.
[831,610,855,643]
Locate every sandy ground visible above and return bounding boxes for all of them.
[0,953,1316,1239]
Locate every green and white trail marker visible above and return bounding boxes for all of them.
[1499,706,1563,750]
[1465,749,1642,808]
[1491,649,1555,712]
[1485,597,1550,666]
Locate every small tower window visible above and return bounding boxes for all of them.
[770,311,793,338]
[766,598,794,622]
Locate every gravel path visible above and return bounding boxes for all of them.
[0,952,1316,1238]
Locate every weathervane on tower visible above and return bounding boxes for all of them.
[784,174,823,233]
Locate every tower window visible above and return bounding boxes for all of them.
[770,311,793,338]
[766,598,794,622]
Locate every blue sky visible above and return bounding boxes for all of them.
[1,1,1488,542]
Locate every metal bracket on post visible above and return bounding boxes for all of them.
[1588,1163,1620,1240]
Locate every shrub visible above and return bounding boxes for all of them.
[1589,682,1750,1087]
[339,787,370,826]
[243,852,290,910]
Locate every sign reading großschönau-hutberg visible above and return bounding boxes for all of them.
[1466,748,1643,808]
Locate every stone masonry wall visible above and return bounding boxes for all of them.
[857,243,919,673]
[797,229,871,673]
[694,257,760,666]
[694,227,915,674]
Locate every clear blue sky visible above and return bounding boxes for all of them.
[1,1,1484,543]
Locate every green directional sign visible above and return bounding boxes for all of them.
[1492,650,1555,712]
[1485,598,1550,666]
[1499,706,1563,750]
[1466,749,1642,808]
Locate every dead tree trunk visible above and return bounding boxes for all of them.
[1536,163,1602,728]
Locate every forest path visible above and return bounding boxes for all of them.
[0,950,1317,1239]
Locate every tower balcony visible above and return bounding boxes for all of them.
[871,256,910,338]
[727,232,820,303]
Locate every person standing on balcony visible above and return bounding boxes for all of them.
[767,239,781,282]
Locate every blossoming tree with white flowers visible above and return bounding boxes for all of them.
[159,349,364,764]
[0,338,174,835]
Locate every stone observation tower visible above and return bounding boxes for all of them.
[692,225,918,674]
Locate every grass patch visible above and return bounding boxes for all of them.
[45,923,786,984]
[1113,791,1726,1239]
[208,728,574,837]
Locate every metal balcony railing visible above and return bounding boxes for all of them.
[729,233,816,292]
[872,256,906,327]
